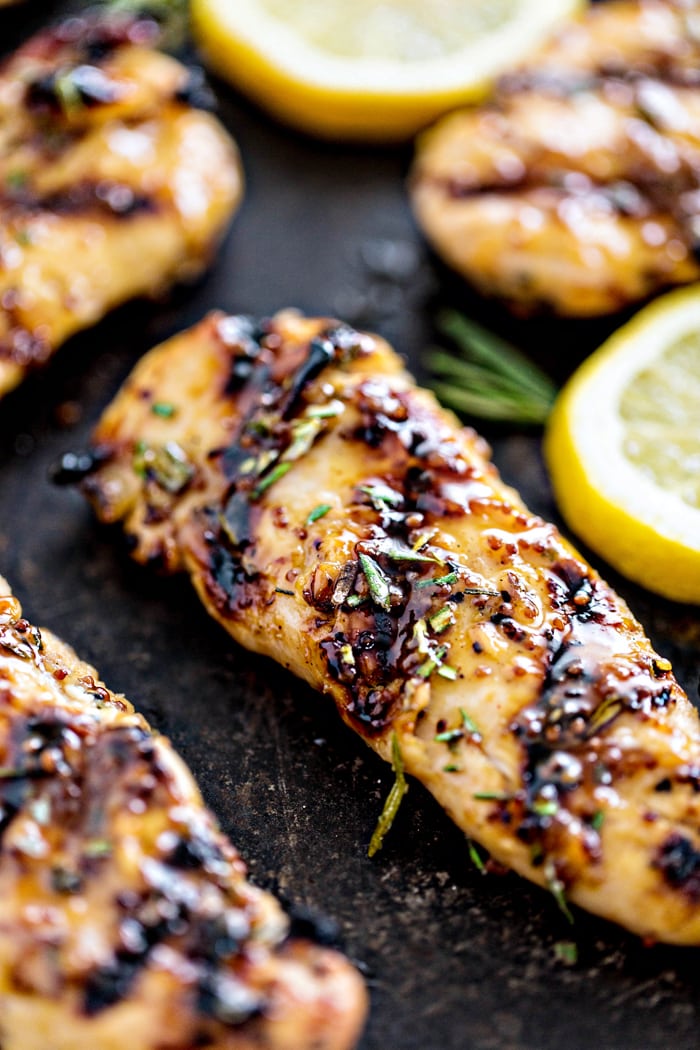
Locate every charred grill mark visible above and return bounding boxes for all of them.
[655,834,700,900]
[175,67,216,112]
[50,446,112,486]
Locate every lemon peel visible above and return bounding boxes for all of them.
[191,0,582,141]
[545,286,700,604]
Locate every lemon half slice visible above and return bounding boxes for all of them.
[546,287,700,604]
[191,0,582,141]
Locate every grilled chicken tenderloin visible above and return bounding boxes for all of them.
[75,310,700,945]
[0,576,366,1050]
[411,0,700,316]
[0,13,242,399]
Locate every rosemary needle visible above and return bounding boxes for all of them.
[425,310,557,426]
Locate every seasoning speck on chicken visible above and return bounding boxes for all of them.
[0,575,367,1050]
[411,0,700,316]
[74,308,700,946]
[0,12,242,399]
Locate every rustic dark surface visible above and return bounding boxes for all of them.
[1,4,699,1048]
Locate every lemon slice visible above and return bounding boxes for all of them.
[191,0,582,141]
[545,286,700,604]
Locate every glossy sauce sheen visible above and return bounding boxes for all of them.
[411,0,700,315]
[79,311,700,944]
[0,14,242,398]
[0,577,366,1050]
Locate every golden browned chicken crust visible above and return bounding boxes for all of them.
[411,0,700,316]
[0,13,242,398]
[74,310,700,945]
[0,575,366,1050]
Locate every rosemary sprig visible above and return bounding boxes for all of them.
[425,311,557,425]
[368,733,408,857]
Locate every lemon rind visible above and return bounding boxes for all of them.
[546,285,700,604]
[191,0,583,140]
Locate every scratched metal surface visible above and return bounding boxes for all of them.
[1,3,700,1048]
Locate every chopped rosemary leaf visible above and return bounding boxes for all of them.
[554,940,578,965]
[53,71,83,113]
[84,838,112,858]
[532,798,559,817]
[307,503,331,524]
[435,727,463,744]
[274,588,294,596]
[425,310,557,426]
[360,483,403,508]
[368,733,408,857]
[283,417,324,463]
[473,791,513,801]
[305,399,344,419]
[460,708,480,735]
[346,593,365,608]
[358,553,392,611]
[467,839,486,874]
[151,401,176,419]
[428,605,454,634]
[591,810,605,831]
[437,664,459,681]
[544,860,575,925]
[416,572,459,589]
[443,764,460,773]
[463,586,501,598]
[250,461,292,500]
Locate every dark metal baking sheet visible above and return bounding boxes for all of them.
[1,4,699,1047]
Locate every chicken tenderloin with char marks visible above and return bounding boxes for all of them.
[411,0,700,316]
[74,309,700,945]
[0,576,367,1049]
[0,12,242,399]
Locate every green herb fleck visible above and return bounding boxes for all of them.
[14,228,33,247]
[416,572,459,589]
[358,553,392,611]
[437,664,459,680]
[151,401,176,419]
[132,441,194,494]
[474,791,513,802]
[428,604,455,634]
[274,587,294,596]
[360,483,403,509]
[339,643,356,670]
[591,810,605,831]
[305,400,344,419]
[544,860,574,925]
[553,940,578,965]
[53,70,83,114]
[368,733,408,858]
[532,798,559,817]
[251,461,292,500]
[468,839,486,874]
[443,764,460,773]
[283,417,323,462]
[307,503,331,524]
[435,727,463,744]
[84,839,112,859]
